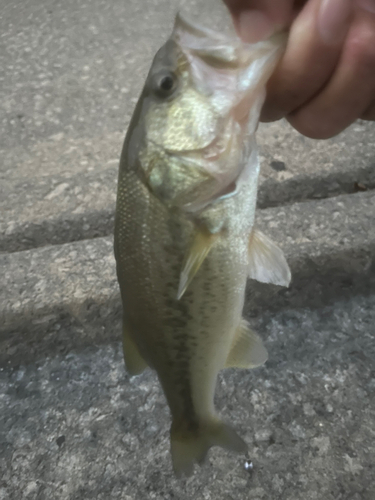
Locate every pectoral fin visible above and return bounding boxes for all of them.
[248,228,291,286]
[177,227,219,300]
[122,323,148,375]
[226,319,268,369]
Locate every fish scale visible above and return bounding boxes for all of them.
[114,13,290,476]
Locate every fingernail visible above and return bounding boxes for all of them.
[318,0,353,45]
[238,10,275,43]
[356,0,375,13]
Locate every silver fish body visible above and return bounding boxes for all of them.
[114,14,290,476]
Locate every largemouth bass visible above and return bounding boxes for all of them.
[114,13,290,476]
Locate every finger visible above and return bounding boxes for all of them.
[223,0,294,24]
[362,101,375,121]
[358,0,375,121]
[223,0,295,42]
[288,7,375,138]
[261,0,353,122]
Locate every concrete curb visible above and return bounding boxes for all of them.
[2,122,374,253]
[1,191,374,366]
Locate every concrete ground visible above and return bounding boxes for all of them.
[1,0,374,499]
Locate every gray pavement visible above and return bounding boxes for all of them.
[1,0,375,498]
[1,191,375,367]
[1,295,374,499]
[2,120,375,253]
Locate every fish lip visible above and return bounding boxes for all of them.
[200,122,234,161]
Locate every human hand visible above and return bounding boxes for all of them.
[224,0,375,138]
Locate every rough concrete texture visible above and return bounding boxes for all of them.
[1,0,375,498]
[2,121,375,253]
[1,295,374,500]
[1,0,375,253]
[1,191,374,366]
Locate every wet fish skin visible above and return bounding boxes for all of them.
[114,14,290,476]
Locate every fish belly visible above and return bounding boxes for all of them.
[115,170,253,474]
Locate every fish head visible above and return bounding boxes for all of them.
[130,13,286,212]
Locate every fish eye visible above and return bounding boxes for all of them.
[153,71,177,98]
[160,75,174,91]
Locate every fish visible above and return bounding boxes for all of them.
[114,13,291,476]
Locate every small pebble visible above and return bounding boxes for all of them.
[244,460,254,472]
[56,435,65,447]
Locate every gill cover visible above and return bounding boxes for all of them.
[139,13,286,211]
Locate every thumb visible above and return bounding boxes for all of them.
[223,0,295,42]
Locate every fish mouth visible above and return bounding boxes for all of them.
[200,120,235,162]
[164,118,246,213]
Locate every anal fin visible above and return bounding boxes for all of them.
[248,228,291,286]
[122,322,148,375]
[177,227,219,300]
[226,319,268,369]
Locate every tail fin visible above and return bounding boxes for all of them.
[170,418,247,477]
